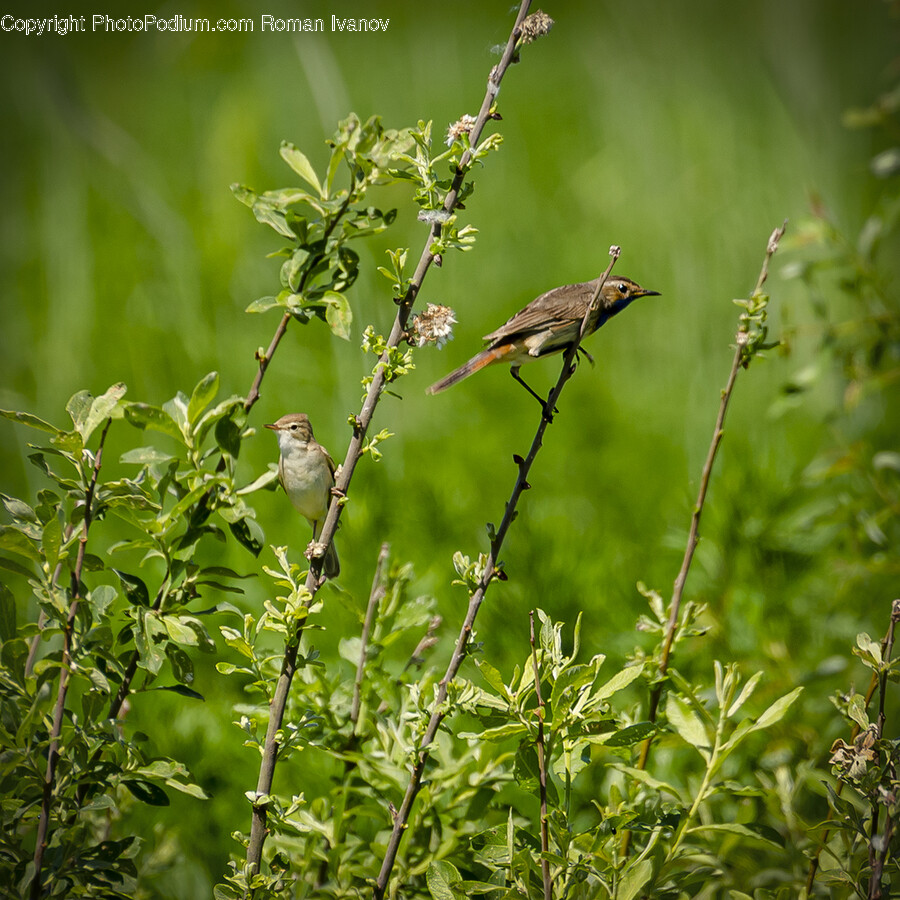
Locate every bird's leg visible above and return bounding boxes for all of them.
[576,346,595,367]
[510,367,557,421]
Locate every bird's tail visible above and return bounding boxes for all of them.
[426,344,514,394]
[323,540,340,579]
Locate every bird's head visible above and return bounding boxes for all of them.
[265,413,314,445]
[601,277,661,308]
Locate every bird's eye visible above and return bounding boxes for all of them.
[617,282,628,293]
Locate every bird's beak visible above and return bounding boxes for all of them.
[264,423,278,430]
[639,289,661,298]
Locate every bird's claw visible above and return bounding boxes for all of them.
[576,346,595,367]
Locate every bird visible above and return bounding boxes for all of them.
[426,276,660,403]
[265,413,340,579]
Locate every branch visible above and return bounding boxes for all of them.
[244,2,540,881]
[30,419,112,900]
[371,247,621,898]
[529,611,552,900]
[352,543,390,735]
[623,223,786,857]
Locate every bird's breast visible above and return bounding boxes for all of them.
[280,444,331,521]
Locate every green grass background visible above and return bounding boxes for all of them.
[1,0,898,893]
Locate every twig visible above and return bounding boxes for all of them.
[30,420,112,900]
[243,1,540,883]
[529,611,552,900]
[371,248,621,899]
[622,223,786,857]
[352,543,390,735]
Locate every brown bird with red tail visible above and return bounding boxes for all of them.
[426,276,659,401]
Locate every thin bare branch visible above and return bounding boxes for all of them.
[352,543,390,734]
[623,223,786,858]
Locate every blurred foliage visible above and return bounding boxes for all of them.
[1,0,899,896]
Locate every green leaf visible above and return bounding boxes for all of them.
[0,555,36,578]
[426,860,464,900]
[463,722,527,742]
[230,183,257,207]
[0,581,16,641]
[688,822,782,847]
[605,721,656,747]
[215,415,243,459]
[165,643,194,685]
[550,662,597,721]
[323,290,352,340]
[237,467,280,495]
[476,659,510,701]
[41,512,62,572]
[856,633,882,666]
[164,615,200,646]
[245,296,282,314]
[1,494,37,524]
[617,858,654,900]
[229,517,264,557]
[83,383,127,441]
[750,686,803,732]
[220,626,254,660]
[122,779,170,806]
[251,201,296,238]
[595,663,643,701]
[114,570,150,607]
[0,408,60,434]
[666,693,710,760]
[124,403,184,443]
[120,446,176,465]
[89,584,117,616]
[135,610,168,674]
[188,372,219,425]
[613,764,682,798]
[280,141,323,196]
[847,693,870,730]
[162,481,219,528]
[66,390,93,433]
[0,525,41,562]
[726,670,763,718]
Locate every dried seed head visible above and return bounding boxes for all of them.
[519,10,554,44]
[411,303,457,348]
[445,113,477,147]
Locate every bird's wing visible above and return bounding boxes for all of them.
[482,281,595,343]
[312,441,337,481]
